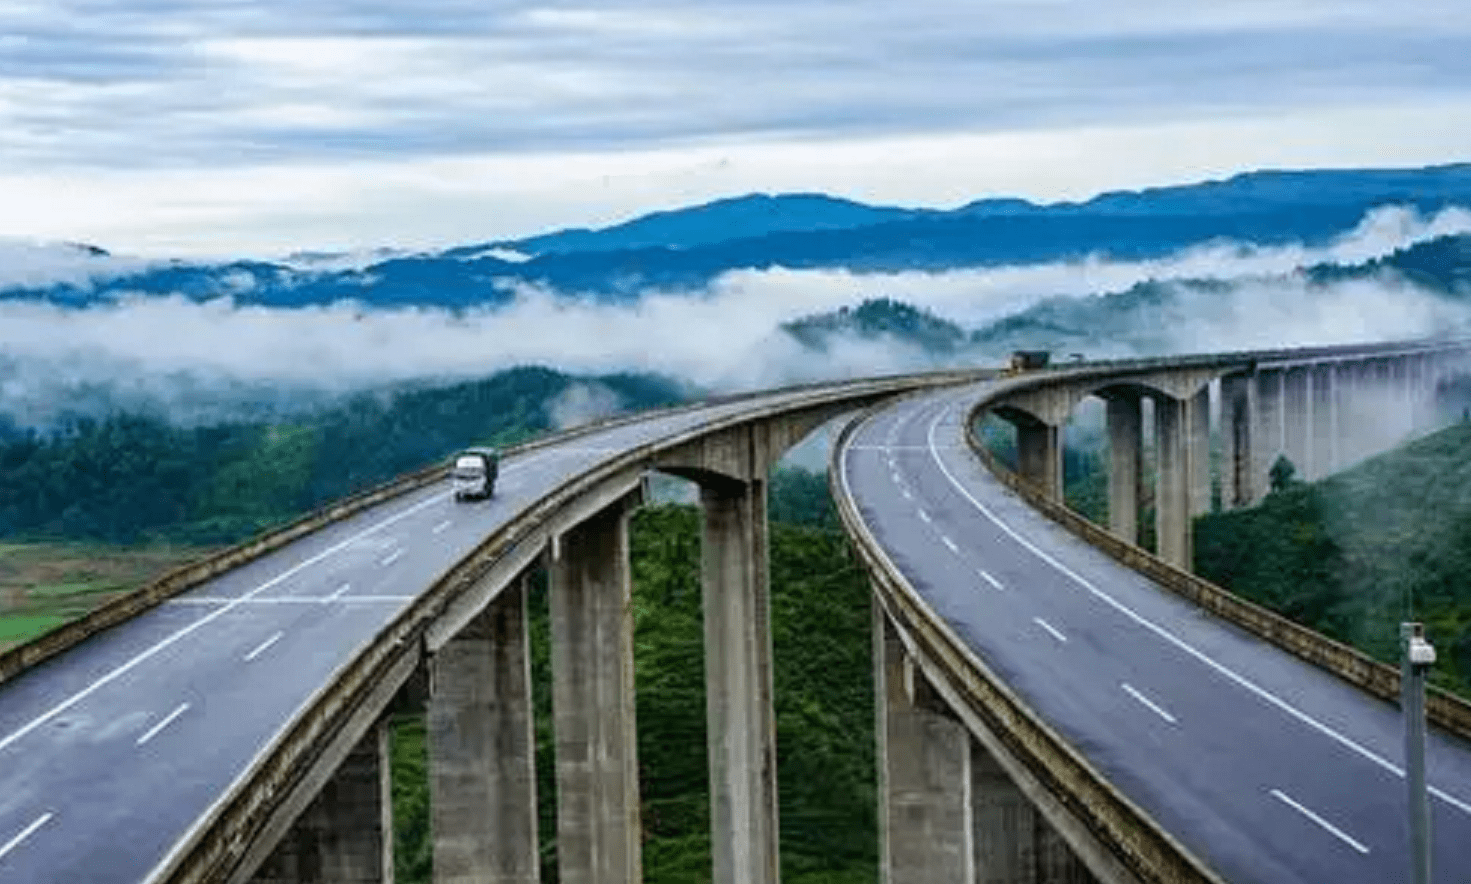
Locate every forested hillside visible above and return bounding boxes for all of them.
[1196,422,1471,695]
[0,367,686,544]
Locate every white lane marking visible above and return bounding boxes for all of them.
[1269,789,1370,854]
[978,569,1004,591]
[0,491,450,756]
[243,631,284,662]
[919,401,1471,816]
[136,703,190,746]
[379,549,403,567]
[170,595,415,605]
[325,583,352,602]
[1033,617,1068,643]
[900,487,914,501]
[918,509,932,524]
[0,813,53,863]
[432,519,452,534]
[1122,682,1178,724]
[941,535,959,554]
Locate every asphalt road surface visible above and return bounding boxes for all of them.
[838,383,1471,884]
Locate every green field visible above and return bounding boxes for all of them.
[0,542,209,650]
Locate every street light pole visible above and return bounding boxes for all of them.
[1401,621,1436,884]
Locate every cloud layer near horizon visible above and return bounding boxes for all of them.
[1,205,1468,428]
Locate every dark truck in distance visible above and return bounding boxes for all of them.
[451,447,500,501]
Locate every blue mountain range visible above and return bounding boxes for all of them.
[5,163,1471,309]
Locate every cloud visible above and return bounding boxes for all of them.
[2,0,1471,253]
[0,204,1467,430]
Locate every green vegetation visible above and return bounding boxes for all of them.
[0,367,685,546]
[389,471,877,884]
[1196,422,1471,696]
[0,542,207,650]
[783,298,967,354]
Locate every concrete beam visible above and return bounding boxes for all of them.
[972,740,1096,884]
[549,494,643,884]
[428,577,540,884]
[251,721,394,884]
[1153,396,1192,570]
[876,608,973,883]
[1105,394,1142,543]
[1017,422,1064,503]
[701,476,782,884]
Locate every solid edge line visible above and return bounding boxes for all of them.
[137,702,191,747]
[1268,789,1370,854]
[924,401,1471,817]
[1122,683,1178,725]
[0,812,53,862]
[0,492,448,756]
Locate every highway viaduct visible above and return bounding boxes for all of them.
[1,340,1470,884]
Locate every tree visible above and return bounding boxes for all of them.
[1269,454,1299,494]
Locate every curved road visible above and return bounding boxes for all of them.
[838,383,1471,883]
[0,387,873,883]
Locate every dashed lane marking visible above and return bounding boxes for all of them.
[136,703,190,747]
[243,632,284,662]
[0,813,53,863]
[1122,683,1178,724]
[1269,789,1369,855]
[1033,617,1068,643]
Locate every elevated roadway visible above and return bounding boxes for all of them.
[837,382,1471,883]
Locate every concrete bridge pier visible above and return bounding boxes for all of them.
[427,575,540,884]
[251,720,395,884]
[1250,369,1284,502]
[1308,365,1335,481]
[1187,387,1211,517]
[1104,393,1142,543]
[876,607,972,882]
[1220,373,1254,508]
[1282,367,1312,481]
[548,492,644,884]
[699,475,782,884]
[876,606,1098,884]
[1152,394,1196,570]
[1016,420,1064,503]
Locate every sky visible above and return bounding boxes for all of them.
[2,0,1470,257]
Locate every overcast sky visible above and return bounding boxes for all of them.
[2,0,1470,257]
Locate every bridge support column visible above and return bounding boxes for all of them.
[1250,369,1283,503]
[701,477,782,884]
[1282,367,1311,481]
[1221,374,1253,508]
[876,608,972,883]
[251,721,394,884]
[1308,365,1335,481]
[1188,387,1211,517]
[428,577,539,884]
[1154,395,1193,570]
[1105,394,1142,543]
[549,496,643,884]
[972,739,1096,884]
[1017,421,1064,503]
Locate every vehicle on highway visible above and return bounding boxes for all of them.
[451,447,499,501]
